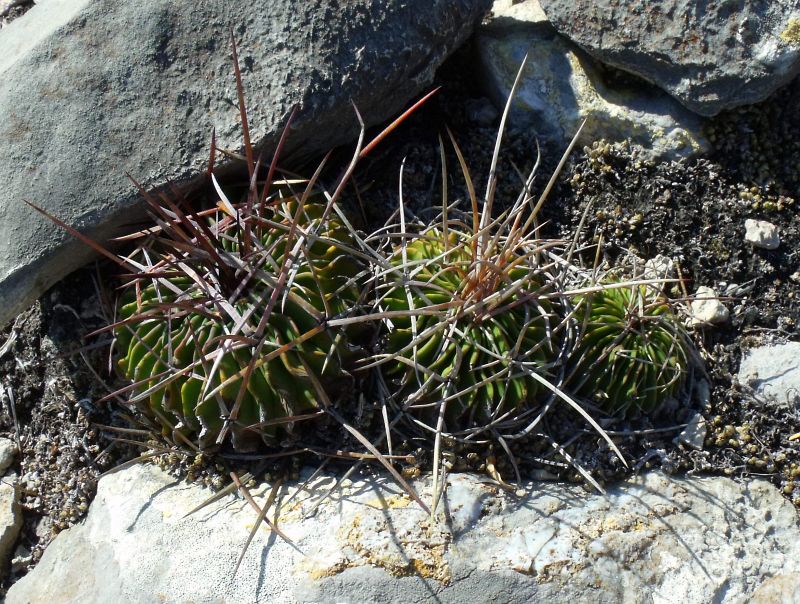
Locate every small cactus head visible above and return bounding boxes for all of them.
[567,282,689,417]
[115,198,364,452]
[373,218,566,439]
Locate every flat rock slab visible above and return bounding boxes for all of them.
[738,341,800,407]
[477,0,708,160]
[7,464,800,603]
[0,0,491,328]
[538,0,800,116]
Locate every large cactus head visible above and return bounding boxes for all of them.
[115,198,364,452]
[567,281,689,417]
[373,217,568,440]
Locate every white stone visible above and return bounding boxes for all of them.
[738,342,800,407]
[7,464,800,603]
[0,478,22,577]
[744,219,781,250]
[491,0,548,21]
[644,254,676,295]
[0,437,18,474]
[643,254,676,282]
[691,286,730,325]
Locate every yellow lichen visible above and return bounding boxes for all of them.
[332,511,452,584]
[780,18,800,46]
[363,494,412,510]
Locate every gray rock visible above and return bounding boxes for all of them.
[0,479,22,577]
[694,378,712,413]
[0,0,491,329]
[476,0,708,161]
[690,286,729,325]
[745,218,781,250]
[739,341,800,407]
[7,463,800,603]
[538,0,800,116]
[0,438,17,475]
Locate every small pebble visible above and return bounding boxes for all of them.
[674,413,707,450]
[0,438,18,475]
[691,286,729,325]
[643,254,675,293]
[744,219,780,250]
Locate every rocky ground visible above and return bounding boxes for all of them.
[0,35,799,595]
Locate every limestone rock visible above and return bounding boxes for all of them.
[538,0,800,116]
[745,219,781,250]
[691,286,729,325]
[477,0,708,161]
[739,341,800,407]
[752,573,800,603]
[7,464,800,603]
[0,479,22,577]
[0,0,491,328]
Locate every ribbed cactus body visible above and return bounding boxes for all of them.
[379,228,556,433]
[115,201,362,452]
[569,284,688,417]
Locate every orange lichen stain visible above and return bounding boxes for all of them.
[363,494,412,510]
[327,511,452,584]
[304,560,353,581]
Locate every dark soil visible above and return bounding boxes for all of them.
[0,267,137,591]
[0,1,35,29]
[1,35,799,591]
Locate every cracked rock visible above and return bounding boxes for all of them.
[7,464,800,603]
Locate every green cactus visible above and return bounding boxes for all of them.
[115,200,363,452]
[376,224,561,436]
[568,283,689,417]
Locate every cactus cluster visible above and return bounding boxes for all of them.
[32,43,695,460]
[111,154,693,456]
[115,193,692,453]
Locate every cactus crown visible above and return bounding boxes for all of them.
[363,107,583,444]
[114,194,364,452]
[371,215,568,440]
[567,278,690,417]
